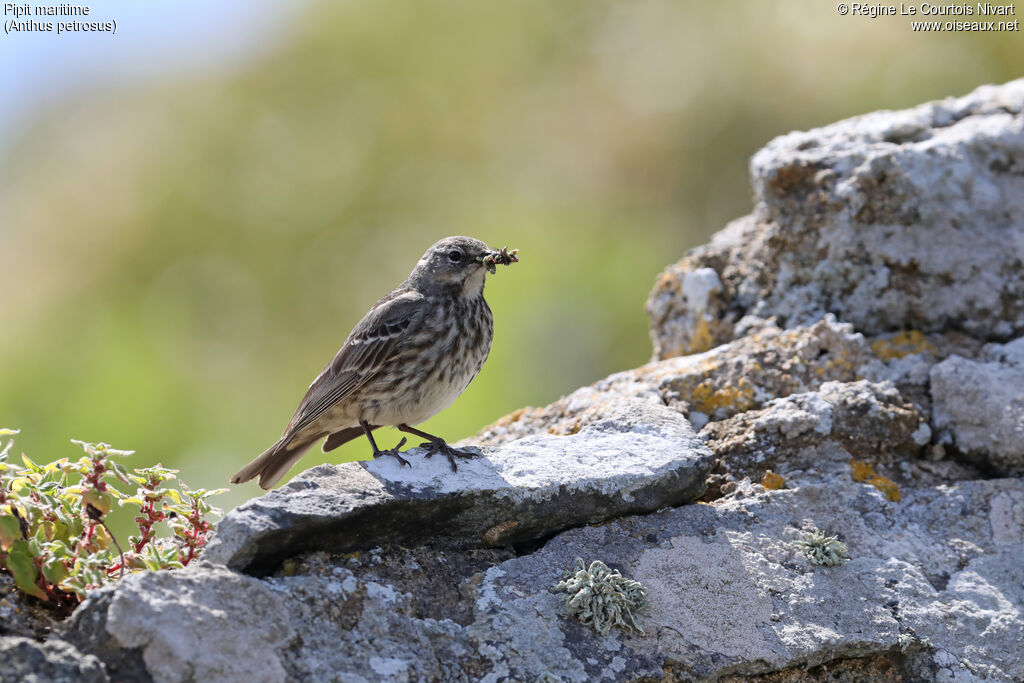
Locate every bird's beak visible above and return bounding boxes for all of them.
[471,253,490,273]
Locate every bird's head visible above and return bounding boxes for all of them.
[409,236,516,296]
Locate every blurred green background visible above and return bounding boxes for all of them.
[1,0,1021,516]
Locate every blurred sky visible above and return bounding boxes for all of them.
[0,0,297,153]
[2,1,1022,518]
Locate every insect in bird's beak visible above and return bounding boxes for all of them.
[481,246,519,274]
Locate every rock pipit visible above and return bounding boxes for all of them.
[231,236,518,489]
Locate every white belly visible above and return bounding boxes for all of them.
[363,360,481,426]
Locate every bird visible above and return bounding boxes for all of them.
[230,236,518,490]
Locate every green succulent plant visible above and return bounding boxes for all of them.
[0,430,225,608]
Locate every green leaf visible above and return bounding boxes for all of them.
[5,540,47,600]
[83,489,115,517]
[47,540,73,559]
[0,512,22,551]
[65,516,84,540]
[41,556,69,585]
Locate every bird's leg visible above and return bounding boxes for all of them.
[361,420,410,467]
[397,424,480,472]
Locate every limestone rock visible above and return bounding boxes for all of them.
[480,316,882,444]
[56,478,1024,682]
[648,79,1024,358]
[206,399,712,573]
[0,637,108,683]
[931,338,1024,474]
[700,379,928,494]
[64,563,293,683]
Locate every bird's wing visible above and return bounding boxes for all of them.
[284,288,425,436]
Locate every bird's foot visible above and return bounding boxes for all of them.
[373,437,410,467]
[419,440,480,472]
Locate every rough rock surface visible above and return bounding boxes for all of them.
[0,573,55,640]
[0,636,108,683]
[46,476,1024,682]
[63,563,294,683]
[931,338,1024,474]
[5,81,1024,682]
[206,399,712,572]
[480,317,883,443]
[698,379,931,498]
[648,79,1024,358]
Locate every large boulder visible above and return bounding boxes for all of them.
[648,79,1024,359]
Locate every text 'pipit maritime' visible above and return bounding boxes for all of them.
[231,236,519,489]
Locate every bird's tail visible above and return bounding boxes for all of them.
[230,433,318,490]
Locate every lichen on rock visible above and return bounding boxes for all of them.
[554,558,649,635]
[793,528,850,567]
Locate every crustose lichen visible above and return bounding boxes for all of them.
[554,558,649,635]
[794,528,849,567]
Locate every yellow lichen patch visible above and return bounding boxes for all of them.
[849,459,901,502]
[687,317,716,354]
[493,407,530,427]
[655,271,682,294]
[871,330,937,361]
[760,470,785,490]
[548,419,582,436]
[817,351,857,379]
[689,377,757,415]
[869,475,901,502]
[691,355,724,375]
[850,459,876,483]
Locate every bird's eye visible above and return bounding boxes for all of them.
[447,249,463,263]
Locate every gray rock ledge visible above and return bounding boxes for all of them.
[206,398,712,573]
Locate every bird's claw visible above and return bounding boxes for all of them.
[419,440,480,472]
[374,437,410,467]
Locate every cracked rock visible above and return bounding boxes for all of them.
[0,637,108,683]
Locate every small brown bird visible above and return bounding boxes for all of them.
[230,236,518,489]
